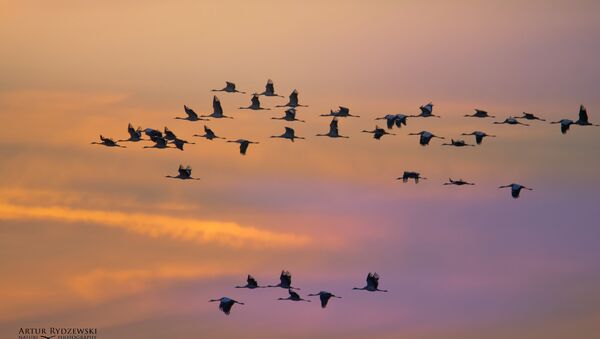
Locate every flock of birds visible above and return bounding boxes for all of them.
[92,79,597,199]
[91,79,597,314]
[209,271,386,315]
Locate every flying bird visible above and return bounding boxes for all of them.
[257,79,284,97]
[193,125,224,140]
[307,291,341,308]
[498,183,533,199]
[412,102,440,118]
[91,135,125,148]
[574,105,598,126]
[408,131,445,146]
[239,94,270,110]
[276,89,307,108]
[461,131,496,145]
[227,139,259,155]
[118,123,143,142]
[442,139,475,147]
[165,165,200,180]
[266,270,300,289]
[171,138,194,151]
[397,171,426,184]
[444,178,475,186]
[516,112,545,121]
[209,297,244,315]
[494,117,529,126]
[144,128,162,139]
[271,127,304,142]
[375,114,408,129]
[175,105,209,121]
[465,109,495,118]
[164,127,177,140]
[550,119,574,134]
[353,272,388,292]
[144,135,172,149]
[200,96,233,119]
[320,106,359,118]
[362,126,395,139]
[271,108,305,122]
[277,289,310,302]
[212,81,245,93]
[235,275,264,289]
[316,118,349,138]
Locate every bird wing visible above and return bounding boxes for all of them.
[320,294,329,308]
[213,96,223,115]
[184,105,198,119]
[386,116,395,129]
[225,81,235,90]
[240,141,249,155]
[579,105,588,123]
[289,90,298,105]
[266,80,275,94]
[251,95,260,107]
[284,127,294,135]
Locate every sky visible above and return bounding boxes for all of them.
[1,1,600,338]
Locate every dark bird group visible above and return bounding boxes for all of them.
[210,270,387,315]
[92,78,597,200]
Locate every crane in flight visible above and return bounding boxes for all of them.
[498,183,533,198]
[175,105,209,121]
[408,131,445,146]
[235,275,264,289]
[316,118,349,138]
[239,94,270,110]
[165,165,200,180]
[91,135,125,148]
[208,297,244,315]
[362,126,395,139]
[277,289,311,302]
[193,125,225,140]
[353,272,388,292]
[444,178,475,186]
[461,131,496,145]
[271,127,305,142]
[397,171,426,184]
[257,79,284,97]
[227,139,259,155]
[307,291,342,308]
[276,89,308,108]
[464,109,495,118]
[271,108,305,122]
[320,106,359,118]
[212,81,245,93]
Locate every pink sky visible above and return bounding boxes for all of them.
[1,1,599,338]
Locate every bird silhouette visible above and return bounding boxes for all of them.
[165,165,200,180]
[494,116,529,126]
[235,274,264,289]
[362,126,395,140]
[444,178,475,186]
[316,118,349,138]
[266,270,300,289]
[271,108,305,122]
[144,135,172,149]
[164,127,177,140]
[375,114,408,129]
[91,135,126,148]
[175,105,209,121]
[320,106,359,118]
[353,272,388,292]
[498,183,533,198]
[257,79,284,97]
[118,123,143,142]
[276,89,307,108]
[212,81,245,93]
[271,127,304,142]
[464,109,495,118]
[550,119,574,134]
[307,291,341,308]
[574,105,598,126]
[193,125,224,140]
[461,131,496,145]
[411,102,440,118]
[144,128,162,139]
[209,297,244,315]
[227,139,259,155]
[397,171,426,184]
[516,112,545,121]
[408,131,445,146]
[200,96,234,119]
[171,138,194,151]
[239,94,270,110]
[277,289,310,302]
[442,139,475,147]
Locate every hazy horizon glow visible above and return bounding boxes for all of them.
[1,1,600,338]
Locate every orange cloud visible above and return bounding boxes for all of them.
[0,202,311,249]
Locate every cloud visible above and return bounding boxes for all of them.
[0,202,311,249]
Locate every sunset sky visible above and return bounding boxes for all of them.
[1,1,600,338]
